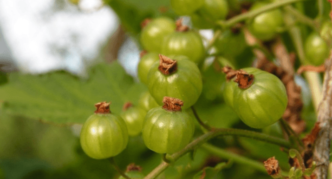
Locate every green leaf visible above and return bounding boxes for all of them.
[193,162,226,179]
[0,62,138,124]
[107,0,176,37]
[0,158,51,179]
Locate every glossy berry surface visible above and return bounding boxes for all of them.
[142,107,195,154]
[147,55,203,109]
[120,104,146,136]
[214,29,246,58]
[80,112,128,159]
[304,33,329,66]
[138,52,159,85]
[247,2,283,41]
[138,91,159,111]
[171,0,204,15]
[191,0,228,29]
[161,31,205,64]
[224,68,288,128]
[140,17,176,52]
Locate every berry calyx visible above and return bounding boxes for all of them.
[175,19,190,32]
[162,96,183,111]
[223,66,254,89]
[140,18,151,28]
[94,101,111,113]
[126,163,142,172]
[158,54,177,75]
[123,102,133,111]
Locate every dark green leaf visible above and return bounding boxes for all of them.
[193,162,226,179]
[0,62,138,124]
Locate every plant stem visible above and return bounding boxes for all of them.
[318,0,324,18]
[284,6,318,31]
[289,149,306,172]
[200,143,266,173]
[206,30,221,50]
[284,12,322,111]
[191,106,212,131]
[144,128,290,179]
[217,0,303,29]
[279,119,304,151]
[110,158,130,179]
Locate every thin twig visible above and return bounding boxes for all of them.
[144,128,290,179]
[284,6,318,31]
[313,59,332,179]
[191,106,212,131]
[216,0,303,28]
[206,30,221,50]
[297,65,326,74]
[285,11,322,111]
[110,158,130,179]
[289,149,306,172]
[280,119,304,152]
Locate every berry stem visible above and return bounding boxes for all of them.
[191,107,212,131]
[144,128,290,179]
[283,6,318,31]
[109,158,130,179]
[216,0,304,29]
[289,149,306,172]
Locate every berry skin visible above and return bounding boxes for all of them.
[138,52,159,85]
[247,2,283,41]
[223,68,288,129]
[171,0,204,15]
[138,91,159,111]
[147,55,203,109]
[140,17,176,52]
[80,102,128,159]
[120,103,146,136]
[191,0,228,29]
[304,33,329,66]
[142,97,195,154]
[161,31,205,64]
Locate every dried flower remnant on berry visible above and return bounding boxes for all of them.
[126,163,142,172]
[162,96,183,111]
[140,50,148,58]
[158,55,177,75]
[123,102,133,111]
[141,18,151,28]
[222,66,254,89]
[264,157,281,177]
[94,102,111,113]
[175,18,189,32]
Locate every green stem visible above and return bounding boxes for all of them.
[284,11,322,111]
[191,106,212,131]
[284,6,318,31]
[279,119,304,151]
[318,0,324,18]
[206,30,221,50]
[200,143,266,173]
[217,0,303,28]
[144,128,290,179]
[289,149,306,172]
[110,158,130,179]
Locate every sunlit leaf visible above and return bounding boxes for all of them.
[0,62,140,124]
